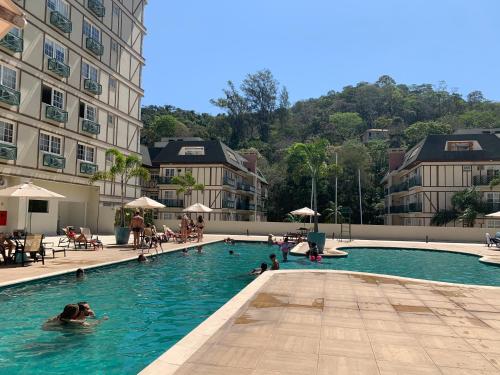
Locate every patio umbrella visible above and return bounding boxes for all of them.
[125,196,165,209]
[183,203,213,213]
[0,182,65,232]
[486,211,500,218]
[290,207,321,216]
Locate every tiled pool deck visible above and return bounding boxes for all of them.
[3,235,500,374]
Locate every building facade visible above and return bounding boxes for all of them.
[0,0,146,234]
[383,134,500,228]
[360,128,388,144]
[142,139,268,222]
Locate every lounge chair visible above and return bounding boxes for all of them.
[59,227,77,248]
[486,233,500,248]
[141,227,162,253]
[76,228,103,250]
[163,226,184,243]
[14,234,44,266]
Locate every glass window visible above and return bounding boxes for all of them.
[52,89,64,109]
[0,121,14,143]
[85,104,96,121]
[47,0,70,18]
[81,62,98,81]
[165,168,175,177]
[109,78,117,90]
[0,65,17,89]
[83,20,101,41]
[77,144,95,162]
[44,39,66,62]
[39,133,50,152]
[39,133,62,155]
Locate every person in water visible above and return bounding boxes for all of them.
[229,249,239,256]
[196,245,204,253]
[250,262,268,276]
[138,254,147,262]
[181,248,189,256]
[277,237,292,262]
[269,253,280,270]
[76,268,85,278]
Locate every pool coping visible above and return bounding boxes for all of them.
[138,269,500,375]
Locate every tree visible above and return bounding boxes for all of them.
[171,173,205,207]
[404,121,452,147]
[327,112,365,142]
[323,201,343,223]
[451,187,484,227]
[286,139,336,232]
[90,149,150,227]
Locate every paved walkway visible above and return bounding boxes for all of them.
[165,271,500,375]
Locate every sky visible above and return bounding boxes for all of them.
[142,0,500,114]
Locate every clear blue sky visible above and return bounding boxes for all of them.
[142,0,500,114]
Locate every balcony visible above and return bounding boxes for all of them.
[0,84,20,106]
[50,11,72,33]
[223,176,235,187]
[386,205,408,214]
[222,200,235,209]
[389,181,408,194]
[237,182,254,192]
[88,0,105,17]
[84,79,102,95]
[46,106,68,122]
[158,199,184,208]
[80,162,97,175]
[408,203,422,213]
[43,153,65,169]
[408,176,422,189]
[48,58,70,78]
[0,31,23,52]
[485,202,500,213]
[82,119,101,135]
[473,175,499,186]
[248,203,256,211]
[0,143,16,160]
[157,176,172,184]
[236,202,250,210]
[85,37,104,56]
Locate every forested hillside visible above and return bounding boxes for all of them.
[141,71,500,223]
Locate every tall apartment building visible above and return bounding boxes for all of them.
[142,139,268,222]
[383,134,500,227]
[0,0,146,234]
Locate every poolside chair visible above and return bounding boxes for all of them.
[59,227,77,248]
[163,226,184,243]
[141,227,161,254]
[14,234,44,266]
[485,233,500,248]
[76,228,103,250]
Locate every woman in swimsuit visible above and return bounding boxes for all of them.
[130,211,145,250]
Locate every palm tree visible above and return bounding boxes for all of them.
[431,187,483,227]
[171,172,205,207]
[283,213,302,223]
[89,148,150,228]
[323,201,343,223]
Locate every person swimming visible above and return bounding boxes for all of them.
[196,245,204,253]
[138,254,147,262]
[229,249,239,256]
[250,262,268,276]
[269,253,280,270]
[181,248,189,256]
[76,268,85,278]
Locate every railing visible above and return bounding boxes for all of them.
[157,176,172,184]
[85,37,104,56]
[0,31,23,52]
[237,202,250,210]
[48,58,70,78]
[408,203,422,212]
[485,202,500,213]
[389,181,408,194]
[82,119,101,135]
[0,143,16,160]
[248,204,256,211]
[43,153,65,169]
[408,175,422,189]
[158,199,183,207]
[388,176,422,194]
[50,11,72,33]
[84,79,102,95]
[79,162,97,174]
[46,105,68,122]
[0,84,20,106]
[223,176,235,187]
[386,205,408,214]
[88,0,105,17]
[222,200,235,209]
[237,182,254,192]
[473,175,498,186]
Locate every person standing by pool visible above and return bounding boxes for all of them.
[269,253,280,270]
[278,237,292,262]
[130,211,145,250]
[180,214,189,243]
[196,215,205,242]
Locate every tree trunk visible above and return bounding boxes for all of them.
[313,176,319,232]
[120,175,125,227]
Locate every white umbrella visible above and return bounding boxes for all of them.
[183,203,213,213]
[125,196,165,209]
[0,182,65,232]
[486,211,500,218]
[290,207,321,216]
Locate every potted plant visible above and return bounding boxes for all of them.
[90,149,150,244]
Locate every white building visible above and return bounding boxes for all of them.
[0,0,147,235]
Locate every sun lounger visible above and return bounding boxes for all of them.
[76,228,103,250]
[14,234,44,266]
[163,225,184,243]
[486,233,500,248]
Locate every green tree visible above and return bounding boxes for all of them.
[90,149,150,227]
[323,201,343,223]
[171,173,205,207]
[404,121,452,147]
[327,112,365,142]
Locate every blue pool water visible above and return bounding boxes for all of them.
[1,242,500,374]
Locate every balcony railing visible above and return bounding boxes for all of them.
[408,176,422,189]
[237,182,254,192]
[50,11,72,33]
[223,176,235,187]
[81,119,101,135]
[80,162,97,175]
[222,200,235,209]
[46,105,68,122]
[0,84,20,106]
[84,79,102,95]
[473,175,499,186]
[237,202,250,210]
[389,181,408,194]
[0,31,23,52]
[0,143,16,160]
[386,205,408,214]
[408,203,422,213]
[485,202,500,213]
[85,37,104,56]
[88,0,105,17]
[388,176,422,194]
[48,58,70,78]
[158,199,184,208]
[248,203,256,211]
[43,153,65,169]
[157,176,172,184]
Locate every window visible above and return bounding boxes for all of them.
[0,64,17,89]
[487,220,500,229]
[164,191,175,199]
[107,114,114,124]
[77,144,95,162]
[445,141,482,152]
[111,40,118,51]
[79,102,97,122]
[39,133,62,154]
[112,2,121,17]
[165,168,175,177]
[179,146,205,156]
[44,38,66,62]
[109,78,117,90]
[105,152,114,162]
[83,20,101,41]
[81,62,98,82]
[47,0,69,18]
[42,85,64,109]
[28,200,49,213]
[0,121,13,143]
[486,192,500,203]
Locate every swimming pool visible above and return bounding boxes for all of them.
[1,241,499,374]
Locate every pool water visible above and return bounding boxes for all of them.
[1,242,500,374]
